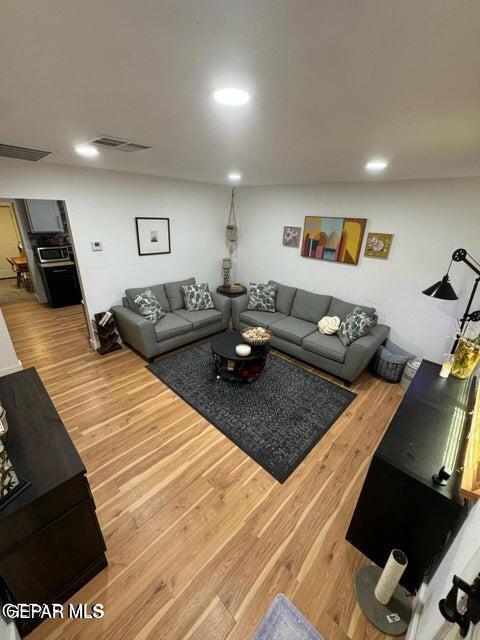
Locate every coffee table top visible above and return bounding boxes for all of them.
[210,331,269,361]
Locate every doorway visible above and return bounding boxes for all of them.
[0,197,93,354]
[0,202,36,305]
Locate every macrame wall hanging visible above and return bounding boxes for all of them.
[225,186,238,255]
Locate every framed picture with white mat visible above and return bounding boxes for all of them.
[135,217,171,256]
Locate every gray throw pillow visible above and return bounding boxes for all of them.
[133,289,166,324]
[338,306,377,346]
[181,283,214,311]
[247,283,276,313]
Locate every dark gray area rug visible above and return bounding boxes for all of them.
[147,342,356,482]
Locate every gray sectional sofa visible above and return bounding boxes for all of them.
[112,277,230,361]
[232,280,390,384]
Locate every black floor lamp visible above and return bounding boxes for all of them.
[422,249,480,353]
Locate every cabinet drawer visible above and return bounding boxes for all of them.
[0,497,105,606]
[0,475,92,558]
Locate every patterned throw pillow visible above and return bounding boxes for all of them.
[247,282,276,313]
[133,289,165,324]
[337,306,377,346]
[181,283,214,311]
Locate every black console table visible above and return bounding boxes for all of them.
[346,360,477,593]
[0,369,107,637]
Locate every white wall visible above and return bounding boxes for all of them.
[236,179,480,363]
[0,308,22,377]
[408,500,480,640]
[0,159,230,333]
[1,159,478,363]
[0,617,20,640]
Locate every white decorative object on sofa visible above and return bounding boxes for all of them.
[318,316,340,335]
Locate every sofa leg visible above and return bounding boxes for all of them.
[148,356,156,364]
[344,380,352,387]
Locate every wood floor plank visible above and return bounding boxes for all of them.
[1,301,404,640]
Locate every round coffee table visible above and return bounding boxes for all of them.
[210,331,270,383]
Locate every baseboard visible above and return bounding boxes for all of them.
[405,581,428,640]
[0,360,23,377]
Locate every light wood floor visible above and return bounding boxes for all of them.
[2,301,404,640]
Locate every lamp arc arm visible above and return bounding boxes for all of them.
[452,248,480,276]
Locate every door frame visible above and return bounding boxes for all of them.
[0,202,22,280]
[0,197,94,348]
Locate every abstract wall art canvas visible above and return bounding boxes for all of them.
[135,217,171,256]
[282,226,301,247]
[301,216,366,265]
[364,232,393,259]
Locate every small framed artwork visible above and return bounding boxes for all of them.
[283,226,301,248]
[135,217,171,256]
[364,233,393,260]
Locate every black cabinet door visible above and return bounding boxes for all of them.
[44,266,82,307]
[0,498,105,606]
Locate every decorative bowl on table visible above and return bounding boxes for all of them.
[241,326,272,346]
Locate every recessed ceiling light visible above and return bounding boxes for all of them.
[75,144,99,157]
[214,88,250,106]
[365,158,388,173]
[228,172,242,181]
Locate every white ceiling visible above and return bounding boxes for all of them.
[2,0,480,185]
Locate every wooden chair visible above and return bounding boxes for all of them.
[21,270,34,292]
[6,258,22,288]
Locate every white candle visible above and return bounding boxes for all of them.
[236,344,251,357]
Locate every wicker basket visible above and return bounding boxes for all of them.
[241,326,272,346]
[371,339,414,383]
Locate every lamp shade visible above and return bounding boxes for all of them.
[422,275,458,300]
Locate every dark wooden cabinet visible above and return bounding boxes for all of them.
[40,264,82,307]
[346,360,477,594]
[0,369,107,637]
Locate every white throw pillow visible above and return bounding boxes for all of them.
[318,315,340,335]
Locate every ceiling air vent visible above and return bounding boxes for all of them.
[0,143,52,162]
[90,136,152,152]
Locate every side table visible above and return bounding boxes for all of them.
[216,284,247,298]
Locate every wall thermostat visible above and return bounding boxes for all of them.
[91,241,103,251]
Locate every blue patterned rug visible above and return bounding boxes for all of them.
[253,594,324,639]
[148,341,356,482]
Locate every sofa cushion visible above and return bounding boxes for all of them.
[268,280,298,315]
[302,332,347,363]
[154,312,192,341]
[247,282,276,312]
[126,283,170,312]
[174,308,222,330]
[270,316,317,345]
[240,310,287,328]
[291,289,331,324]
[164,277,195,311]
[181,283,214,311]
[327,296,376,321]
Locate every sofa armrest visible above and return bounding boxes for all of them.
[231,294,249,329]
[112,305,157,358]
[341,324,390,383]
[211,292,231,329]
